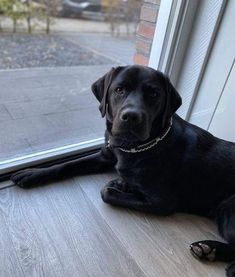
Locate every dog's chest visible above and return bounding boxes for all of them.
[115,151,164,184]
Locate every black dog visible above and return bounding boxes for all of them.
[11,65,235,276]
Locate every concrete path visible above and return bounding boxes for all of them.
[0,65,112,163]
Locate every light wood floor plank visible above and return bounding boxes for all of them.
[77,173,225,277]
[0,189,26,277]
[0,180,146,277]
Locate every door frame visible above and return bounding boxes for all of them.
[148,0,227,121]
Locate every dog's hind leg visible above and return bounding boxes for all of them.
[190,194,235,276]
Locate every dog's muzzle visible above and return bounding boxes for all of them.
[112,109,149,140]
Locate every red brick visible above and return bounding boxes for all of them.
[134,53,149,66]
[134,0,160,62]
[137,21,156,39]
[135,36,152,56]
[140,3,158,23]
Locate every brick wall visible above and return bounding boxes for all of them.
[134,0,161,66]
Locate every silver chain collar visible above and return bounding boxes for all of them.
[107,118,173,154]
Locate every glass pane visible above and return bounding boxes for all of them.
[0,0,141,166]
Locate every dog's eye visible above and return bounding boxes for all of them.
[149,91,158,98]
[115,87,124,95]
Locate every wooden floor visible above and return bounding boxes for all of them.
[0,174,225,277]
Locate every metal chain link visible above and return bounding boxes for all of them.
[118,117,173,153]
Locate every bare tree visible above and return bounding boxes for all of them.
[105,0,142,36]
[25,0,32,33]
[42,0,61,34]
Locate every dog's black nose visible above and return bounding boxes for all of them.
[120,111,141,124]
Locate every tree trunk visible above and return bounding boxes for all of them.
[46,16,50,34]
[27,16,32,33]
[13,18,17,33]
[26,1,32,34]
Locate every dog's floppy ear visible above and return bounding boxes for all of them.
[162,75,182,128]
[91,67,116,117]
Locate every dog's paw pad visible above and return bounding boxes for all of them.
[190,242,216,261]
[199,242,213,253]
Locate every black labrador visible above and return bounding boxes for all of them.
[11,65,235,276]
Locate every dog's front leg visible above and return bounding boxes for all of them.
[101,179,176,215]
[11,148,116,188]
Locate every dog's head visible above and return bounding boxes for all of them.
[91,65,182,142]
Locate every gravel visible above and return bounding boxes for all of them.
[0,33,112,69]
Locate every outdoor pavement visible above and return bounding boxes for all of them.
[0,65,112,162]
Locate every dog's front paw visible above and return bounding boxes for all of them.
[100,179,129,203]
[11,168,45,188]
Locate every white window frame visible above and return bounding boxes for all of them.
[149,0,227,121]
[0,138,104,176]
